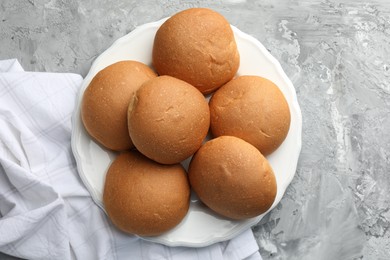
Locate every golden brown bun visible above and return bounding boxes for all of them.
[209,76,291,156]
[188,136,277,220]
[81,61,157,151]
[128,75,210,164]
[152,8,240,94]
[103,151,190,236]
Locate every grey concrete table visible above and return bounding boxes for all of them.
[1,0,389,259]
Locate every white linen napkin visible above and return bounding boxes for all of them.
[0,59,262,260]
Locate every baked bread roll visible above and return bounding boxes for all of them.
[128,75,210,164]
[81,60,156,151]
[209,76,291,156]
[152,8,240,94]
[188,136,277,219]
[103,151,190,236]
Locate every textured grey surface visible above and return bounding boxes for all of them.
[1,0,390,259]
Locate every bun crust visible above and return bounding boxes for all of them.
[103,151,190,236]
[188,136,277,219]
[81,61,156,151]
[128,76,210,164]
[209,76,291,156]
[152,8,240,94]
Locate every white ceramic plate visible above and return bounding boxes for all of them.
[71,18,302,247]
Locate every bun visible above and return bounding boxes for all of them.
[81,61,156,151]
[128,75,210,164]
[103,151,190,236]
[152,8,240,94]
[209,76,290,156]
[188,136,277,220]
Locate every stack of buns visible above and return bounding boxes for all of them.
[81,8,291,237]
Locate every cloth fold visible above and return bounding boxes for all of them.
[0,59,262,260]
